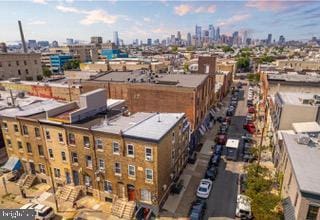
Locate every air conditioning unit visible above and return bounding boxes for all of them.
[297,134,310,145]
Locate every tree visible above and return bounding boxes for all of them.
[222,45,234,53]
[236,56,250,71]
[63,60,80,70]
[244,164,282,220]
[42,67,52,78]
[183,63,189,72]
[171,46,178,53]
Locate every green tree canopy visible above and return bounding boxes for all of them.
[42,67,52,78]
[63,60,80,70]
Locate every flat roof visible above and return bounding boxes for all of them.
[92,112,154,134]
[292,122,320,133]
[282,133,320,195]
[226,139,240,149]
[277,92,315,105]
[123,113,184,141]
[90,71,208,88]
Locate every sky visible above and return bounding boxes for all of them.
[1,0,320,44]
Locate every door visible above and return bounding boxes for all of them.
[65,171,71,184]
[118,182,126,198]
[72,170,79,186]
[29,162,36,175]
[127,184,135,201]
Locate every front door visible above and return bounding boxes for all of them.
[127,184,135,201]
[65,171,71,184]
[29,162,36,175]
[72,170,79,186]
[118,182,126,198]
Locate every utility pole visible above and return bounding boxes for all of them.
[49,168,59,212]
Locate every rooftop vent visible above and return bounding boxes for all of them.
[296,134,310,145]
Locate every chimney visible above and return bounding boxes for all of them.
[18,20,27,53]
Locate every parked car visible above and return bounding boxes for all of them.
[209,154,221,166]
[205,166,218,181]
[248,107,255,114]
[246,114,255,122]
[20,203,55,220]
[215,134,227,145]
[243,123,256,134]
[196,179,213,199]
[231,96,238,102]
[243,154,257,163]
[189,199,206,220]
[216,116,224,123]
[224,116,231,124]
[242,133,254,142]
[214,144,223,156]
[188,152,197,164]
[236,194,253,219]
[170,179,184,194]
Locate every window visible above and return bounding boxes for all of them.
[128,165,136,177]
[145,169,153,182]
[141,189,151,202]
[145,147,153,161]
[58,133,64,143]
[16,61,19,66]
[0,61,2,67]
[96,139,103,150]
[34,127,40,138]
[2,122,8,131]
[68,133,75,145]
[83,136,90,148]
[38,145,44,156]
[25,69,29,75]
[17,141,23,150]
[39,164,46,174]
[34,60,37,64]
[104,181,112,193]
[48,149,54,159]
[71,152,78,163]
[54,168,60,178]
[26,142,32,153]
[84,175,92,187]
[14,124,19,132]
[61,152,66,161]
[6,139,12,148]
[172,131,175,143]
[114,162,121,175]
[45,130,51,140]
[18,70,21,75]
[98,159,105,170]
[86,155,92,168]
[22,125,28,135]
[8,62,11,67]
[127,144,134,157]
[23,60,27,65]
[112,142,120,154]
[306,205,319,220]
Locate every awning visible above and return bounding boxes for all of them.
[2,157,21,171]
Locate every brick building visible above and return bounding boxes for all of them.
[0,89,190,217]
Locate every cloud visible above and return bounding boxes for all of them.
[143,17,151,23]
[80,10,118,25]
[245,0,287,11]
[174,4,216,16]
[56,5,118,25]
[174,4,192,16]
[297,23,319,28]
[218,14,251,26]
[32,0,47,4]
[28,20,47,25]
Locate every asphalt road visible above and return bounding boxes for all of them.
[203,83,248,219]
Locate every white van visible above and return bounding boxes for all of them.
[20,203,55,220]
[236,194,252,219]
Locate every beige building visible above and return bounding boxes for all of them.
[279,133,320,220]
[50,44,98,63]
[276,59,320,71]
[0,53,42,80]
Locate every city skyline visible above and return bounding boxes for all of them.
[1,0,320,44]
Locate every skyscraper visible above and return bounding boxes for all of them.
[209,25,215,41]
[177,31,181,41]
[187,33,192,46]
[216,27,220,40]
[66,38,74,45]
[267,34,272,45]
[91,36,103,44]
[278,35,285,45]
[232,31,239,45]
[242,30,248,45]
[147,38,152,46]
[195,25,202,46]
[113,31,119,46]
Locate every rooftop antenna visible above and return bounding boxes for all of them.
[9,89,16,107]
[18,20,27,53]
[157,113,161,122]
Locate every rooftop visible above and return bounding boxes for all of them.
[90,71,208,88]
[292,122,320,133]
[276,92,316,105]
[123,112,185,141]
[92,112,154,134]
[282,133,320,196]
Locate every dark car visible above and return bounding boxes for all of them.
[239,174,248,193]
[226,109,234,116]
[214,144,223,156]
[217,116,224,123]
[188,152,197,164]
[215,134,227,145]
[209,154,221,166]
[205,166,218,181]
[189,199,206,220]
